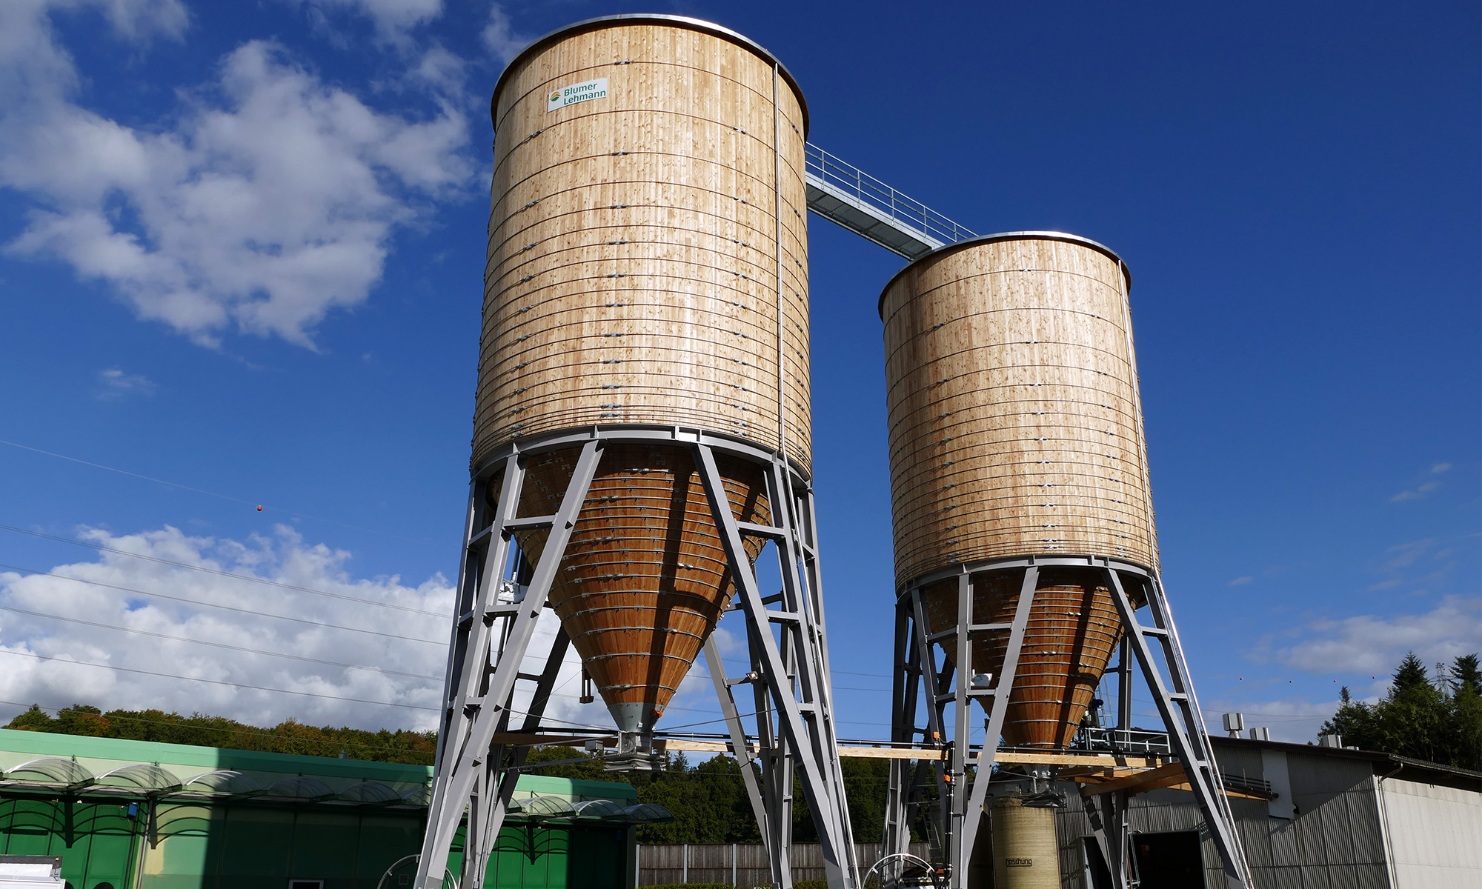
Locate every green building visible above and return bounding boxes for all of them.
[0,729,654,889]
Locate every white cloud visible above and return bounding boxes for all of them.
[1391,481,1440,502]
[1200,697,1339,744]
[1363,536,1463,595]
[1390,461,1452,502]
[1227,575,1253,587]
[96,367,156,400]
[0,5,474,348]
[88,0,189,40]
[0,1,186,112]
[482,2,531,68]
[298,0,443,40]
[408,43,468,95]
[0,523,625,738]
[0,524,456,730]
[1273,595,1481,677]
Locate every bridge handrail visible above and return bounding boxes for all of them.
[805,143,975,248]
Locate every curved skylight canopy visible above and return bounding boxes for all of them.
[401,784,433,807]
[180,770,261,797]
[512,796,576,818]
[619,803,674,823]
[5,757,94,789]
[573,799,625,819]
[260,775,337,801]
[95,763,183,793]
[335,781,403,804]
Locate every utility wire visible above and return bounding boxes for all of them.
[0,522,445,618]
[0,604,441,681]
[0,649,439,712]
[0,438,445,547]
[0,561,445,645]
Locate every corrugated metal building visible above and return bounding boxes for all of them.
[0,729,649,889]
[1046,736,1481,889]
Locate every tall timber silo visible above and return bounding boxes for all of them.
[881,232,1154,750]
[419,15,857,889]
[474,12,812,743]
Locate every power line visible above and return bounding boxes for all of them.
[0,648,440,712]
[0,438,445,548]
[0,603,441,681]
[0,561,445,645]
[0,522,446,618]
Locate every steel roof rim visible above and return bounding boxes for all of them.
[490,14,809,137]
[876,230,1133,319]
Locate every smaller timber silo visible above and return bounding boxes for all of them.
[879,232,1155,750]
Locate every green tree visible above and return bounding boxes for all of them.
[840,756,891,843]
[1449,654,1481,696]
[55,704,112,737]
[6,704,54,731]
[1322,651,1482,769]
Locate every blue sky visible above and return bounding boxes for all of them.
[0,0,1476,747]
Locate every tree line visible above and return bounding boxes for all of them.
[7,651,1475,845]
[1,704,889,842]
[3,704,439,764]
[1321,652,1481,771]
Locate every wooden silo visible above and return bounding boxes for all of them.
[420,19,861,889]
[477,15,810,739]
[879,232,1154,749]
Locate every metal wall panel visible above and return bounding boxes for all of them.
[1380,778,1482,889]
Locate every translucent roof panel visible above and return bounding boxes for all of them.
[335,781,403,804]
[260,775,337,801]
[619,803,674,823]
[574,799,625,819]
[95,763,183,793]
[5,757,94,788]
[402,784,433,807]
[514,795,575,818]
[180,770,261,797]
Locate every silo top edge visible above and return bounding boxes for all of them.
[490,14,809,137]
[876,230,1133,320]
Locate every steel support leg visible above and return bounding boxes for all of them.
[882,565,1037,888]
[882,598,921,859]
[1102,567,1252,889]
[704,637,779,885]
[1081,784,1131,889]
[415,441,603,889]
[694,443,858,889]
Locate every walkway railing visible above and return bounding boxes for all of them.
[804,143,975,255]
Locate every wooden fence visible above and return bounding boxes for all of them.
[637,842,933,887]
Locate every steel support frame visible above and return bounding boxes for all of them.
[415,426,857,889]
[693,441,859,889]
[881,555,1252,889]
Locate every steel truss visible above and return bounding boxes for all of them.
[882,555,1251,889]
[414,426,858,889]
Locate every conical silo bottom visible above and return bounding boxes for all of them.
[920,568,1128,749]
[508,443,770,736]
